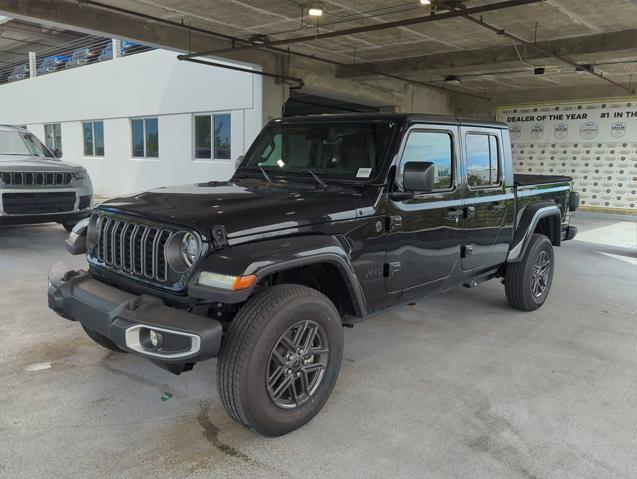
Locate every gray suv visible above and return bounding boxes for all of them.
[0,125,93,230]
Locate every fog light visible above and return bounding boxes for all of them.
[149,329,162,348]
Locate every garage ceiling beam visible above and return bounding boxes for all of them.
[179,0,544,59]
[462,14,635,94]
[336,29,637,78]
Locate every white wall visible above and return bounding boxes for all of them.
[0,50,262,197]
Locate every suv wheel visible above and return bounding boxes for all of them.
[217,284,343,436]
[505,234,555,311]
[81,325,127,353]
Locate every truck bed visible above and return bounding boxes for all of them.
[514,174,572,187]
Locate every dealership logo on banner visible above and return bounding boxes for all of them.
[554,123,568,139]
[610,122,626,138]
[530,124,544,139]
[579,122,599,140]
[498,99,637,212]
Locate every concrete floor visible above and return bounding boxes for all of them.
[1,213,636,479]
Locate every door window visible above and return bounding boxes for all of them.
[466,133,500,187]
[400,131,453,190]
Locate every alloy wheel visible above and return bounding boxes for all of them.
[266,320,329,409]
[531,250,551,297]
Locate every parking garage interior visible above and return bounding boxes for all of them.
[0,1,636,478]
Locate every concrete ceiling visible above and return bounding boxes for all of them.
[79,0,637,96]
[0,0,635,100]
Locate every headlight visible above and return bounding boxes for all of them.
[166,232,201,273]
[180,233,199,268]
[73,169,88,180]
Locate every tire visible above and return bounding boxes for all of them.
[218,284,343,436]
[82,325,127,353]
[62,222,76,232]
[505,234,555,311]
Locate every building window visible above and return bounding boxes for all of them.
[82,121,104,157]
[194,113,231,160]
[44,123,62,153]
[466,133,500,187]
[131,117,159,158]
[401,131,453,190]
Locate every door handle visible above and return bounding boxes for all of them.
[488,202,505,212]
[444,208,463,220]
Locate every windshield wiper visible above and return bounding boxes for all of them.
[303,169,327,189]
[258,166,272,183]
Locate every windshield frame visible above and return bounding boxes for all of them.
[237,118,402,185]
[0,129,57,160]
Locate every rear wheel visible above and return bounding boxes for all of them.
[217,284,343,436]
[505,234,554,311]
[81,325,127,353]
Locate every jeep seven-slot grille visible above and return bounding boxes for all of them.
[93,215,174,283]
[0,171,72,186]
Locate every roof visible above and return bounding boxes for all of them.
[273,112,508,129]
[0,124,28,131]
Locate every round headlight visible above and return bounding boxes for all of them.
[180,232,199,268]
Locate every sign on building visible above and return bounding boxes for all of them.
[497,99,637,212]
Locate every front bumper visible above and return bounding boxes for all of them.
[0,183,93,225]
[0,209,91,225]
[48,262,223,364]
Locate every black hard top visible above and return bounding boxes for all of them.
[274,112,508,129]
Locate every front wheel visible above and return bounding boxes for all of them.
[217,284,343,436]
[505,234,555,311]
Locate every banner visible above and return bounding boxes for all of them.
[498,99,637,212]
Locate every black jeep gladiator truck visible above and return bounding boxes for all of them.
[49,113,578,436]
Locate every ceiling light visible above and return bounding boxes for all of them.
[444,75,461,85]
[420,0,432,5]
[308,5,323,16]
[534,67,545,75]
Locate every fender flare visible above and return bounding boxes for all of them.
[507,201,561,262]
[188,235,367,316]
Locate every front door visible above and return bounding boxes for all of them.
[385,125,463,292]
[460,127,511,271]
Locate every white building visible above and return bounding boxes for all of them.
[0,49,263,197]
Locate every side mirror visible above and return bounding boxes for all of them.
[235,155,244,169]
[403,161,435,192]
[52,148,62,158]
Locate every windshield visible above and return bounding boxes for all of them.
[241,121,396,181]
[0,130,55,160]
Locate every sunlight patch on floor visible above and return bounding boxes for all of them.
[574,221,637,249]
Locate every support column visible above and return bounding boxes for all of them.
[28,51,36,78]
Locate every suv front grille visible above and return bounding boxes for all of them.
[92,214,178,283]
[2,192,76,214]
[0,171,72,186]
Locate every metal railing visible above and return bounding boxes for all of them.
[0,35,154,84]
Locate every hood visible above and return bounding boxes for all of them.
[0,155,83,172]
[98,179,363,239]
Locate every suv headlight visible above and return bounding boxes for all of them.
[166,232,201,273]
[73,169,88,180]
[181,233,199,268]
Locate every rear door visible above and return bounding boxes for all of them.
[385,124,463,292]
[460,127,513,271]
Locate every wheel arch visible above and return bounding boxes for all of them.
[507,201,561,262]
[190,235,367,317]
